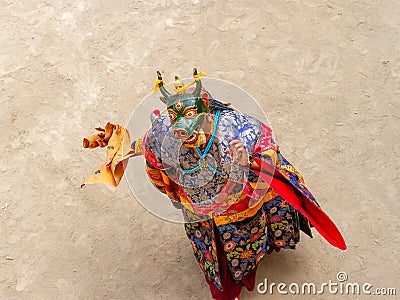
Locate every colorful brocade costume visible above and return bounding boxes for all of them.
[82,69,346,300]
[143,108,318,291]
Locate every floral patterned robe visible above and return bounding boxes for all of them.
[142,109,318,291]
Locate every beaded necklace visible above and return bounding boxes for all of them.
[180,110,221,174]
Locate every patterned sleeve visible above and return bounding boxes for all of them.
[248,120,319,207]
[246,121,278,190]
[143,116,181,205]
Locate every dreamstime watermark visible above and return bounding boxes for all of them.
[257,272,396,296]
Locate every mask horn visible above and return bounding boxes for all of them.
[192,68,202,97]
[157,71,171,98]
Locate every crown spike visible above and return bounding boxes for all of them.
[156,71,171,98]
[192,68,202,97]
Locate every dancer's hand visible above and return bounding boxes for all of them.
[227,138,248,167]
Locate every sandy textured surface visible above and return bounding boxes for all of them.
[1,0,399,299]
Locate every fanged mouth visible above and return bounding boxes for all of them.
[182,126,200,144]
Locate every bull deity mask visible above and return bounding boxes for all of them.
[154,68,210,142]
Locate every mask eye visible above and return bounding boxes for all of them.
[174,100,183,111]
[168,110,177,121]
[184,109,197,118]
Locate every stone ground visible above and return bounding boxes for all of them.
[0,0,399,299]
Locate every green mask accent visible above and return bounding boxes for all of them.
[167,95,209,140]
[157,69,210,139]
